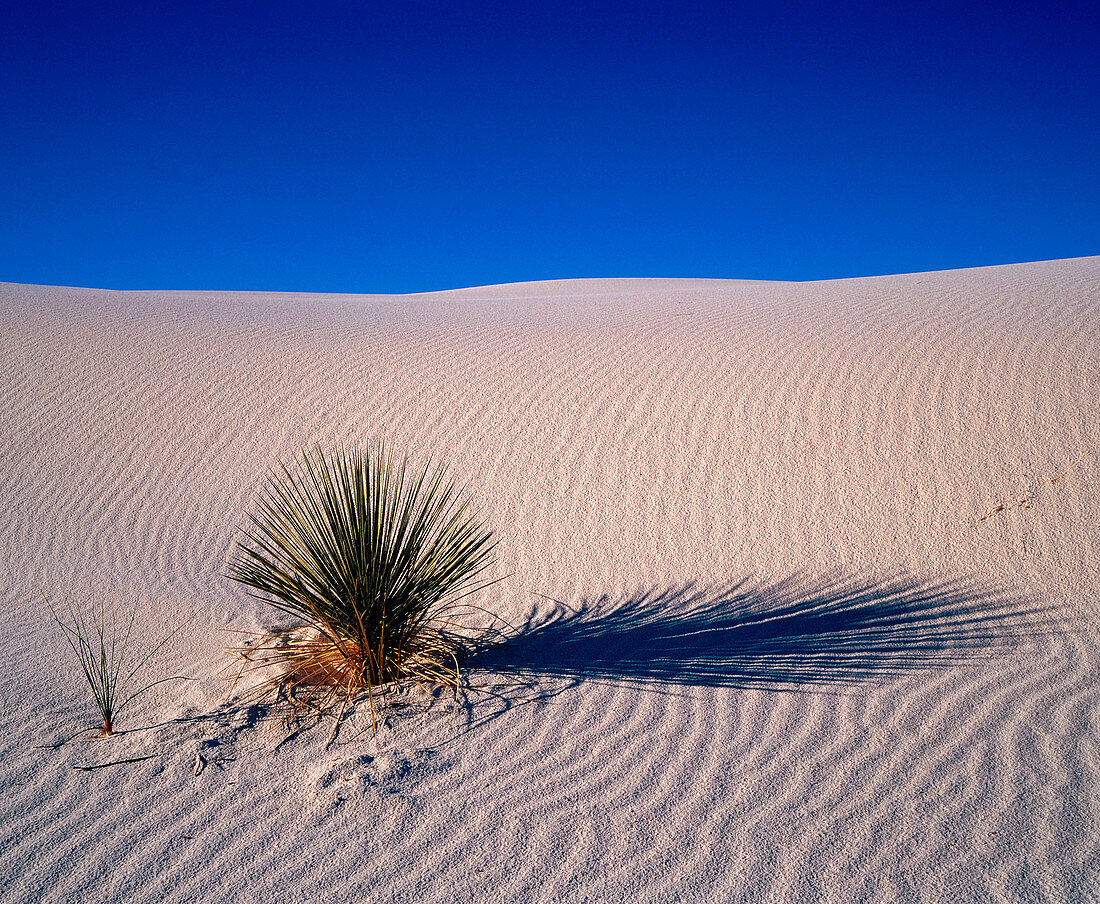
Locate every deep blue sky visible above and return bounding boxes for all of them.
[2,0,1097,293]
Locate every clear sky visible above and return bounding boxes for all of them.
[2,0,1097,293]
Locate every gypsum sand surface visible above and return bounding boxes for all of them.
[0,256,1098,904]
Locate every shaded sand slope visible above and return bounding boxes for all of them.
[0,257,1097,903]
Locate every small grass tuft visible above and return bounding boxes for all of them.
[48,595,188,738]
[226,444,501,736]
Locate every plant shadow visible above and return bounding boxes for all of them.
[475,573,1061,693]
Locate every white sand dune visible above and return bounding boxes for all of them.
[1,257,1098,903]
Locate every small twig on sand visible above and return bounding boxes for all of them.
[1049,442,1098,484]
[73,754,159,771]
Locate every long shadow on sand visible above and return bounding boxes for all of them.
[475,573,1060,692]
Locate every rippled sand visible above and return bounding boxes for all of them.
[2,258,1098,903]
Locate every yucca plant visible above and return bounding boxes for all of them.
[49,596,187,738]
[227,445,499,730]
